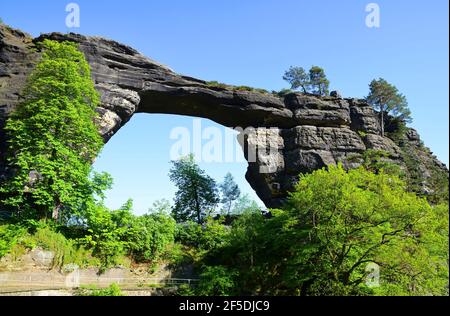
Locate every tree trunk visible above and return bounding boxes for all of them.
[52,203,62,221]
[193,186,201,224]
[380,110,385,137]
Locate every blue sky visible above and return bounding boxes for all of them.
[1,0,448,214]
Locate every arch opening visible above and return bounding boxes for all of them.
[93,113,265,215]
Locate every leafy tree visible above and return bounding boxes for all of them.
[282,165,446,295]
[126,210,176,262]
[206,165,447,296]
[195,266,237,296]
[309,66,329,96]
[219,173,240,215]
[175,221,204,247]
[0,223,26,258]
[82,204,126,270]
[0,40,103,221]
[199,217,230,251]
[360,149,402,176]
[175,217,229,252]
[230,194,260,215]
[282,65,330,96]
[169,154,219,224]
[282,66,310,93]
[366,78,411,137]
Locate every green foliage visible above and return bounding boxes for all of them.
[283,66,310,93]
[205,81,268,94]
[79,197,176,270]
[0,223,26,258]
[219,173,240,215]
[282,165,441,295]
[357,130,367,138]
[366,78,411,137]
[81,204,127,270]
[309,66,329,96]
[0,40,103,221]
[76,283,124,296]
[394,138,448,205]
[205,80,228,89]
[199,165,448,296]
[199,217,230,251]
[175,221,203,247]
[126,211,176,262]
[230,194,260,215]
[360,149,402,176]
[384,116,409,142]
[169,154,219,224]
[282,65,329,96]
[195,266,237,296]
[176,283,195,296]
[0,220,98,268]
[274,88,294,97]
[176,218,230,252]
[23,222,98,268]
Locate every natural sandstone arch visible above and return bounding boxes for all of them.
[1,26,446,207]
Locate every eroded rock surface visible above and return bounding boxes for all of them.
[0,25,447,207]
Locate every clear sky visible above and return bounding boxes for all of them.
[1,0,448,214]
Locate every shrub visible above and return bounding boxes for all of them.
[0,223,26,258]
[76,283,124,296]
[195,266,237,296]
[127,211,176,263]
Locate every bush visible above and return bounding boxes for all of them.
[195,266,237,296]
[127,211,176,263]
[0,223,26,258]
[176,283,195,296]
[175,218,229,252]
[202,165,448,296]
[81,205,126,271]
[76,283,124,296]
[21,221,98,268]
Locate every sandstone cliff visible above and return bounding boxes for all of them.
[0,25,447,207]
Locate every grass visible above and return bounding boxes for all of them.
[0,221,101,269]
[205,81,269,94]
[75,283,124,296]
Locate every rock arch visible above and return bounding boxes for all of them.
[1,26,445,207]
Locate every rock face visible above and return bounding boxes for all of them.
[0,25,448,207]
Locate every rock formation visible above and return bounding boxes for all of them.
[0,25,447,207]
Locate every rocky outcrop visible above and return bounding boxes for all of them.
[0,25,447,207]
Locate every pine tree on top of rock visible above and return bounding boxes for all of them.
[366,78,412,137]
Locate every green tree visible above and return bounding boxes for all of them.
[126,210,176,262]
[220,173,240,215]
[366,78,411,137]
[231,194,260,215]
[0,40,103,221]
[169,154,219,224]
[282,66,310,93]
[208,166,447,296]
[195,266,237,296]
[309,66,329,96]
[282,165,446,295]
[82,204,126,270]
